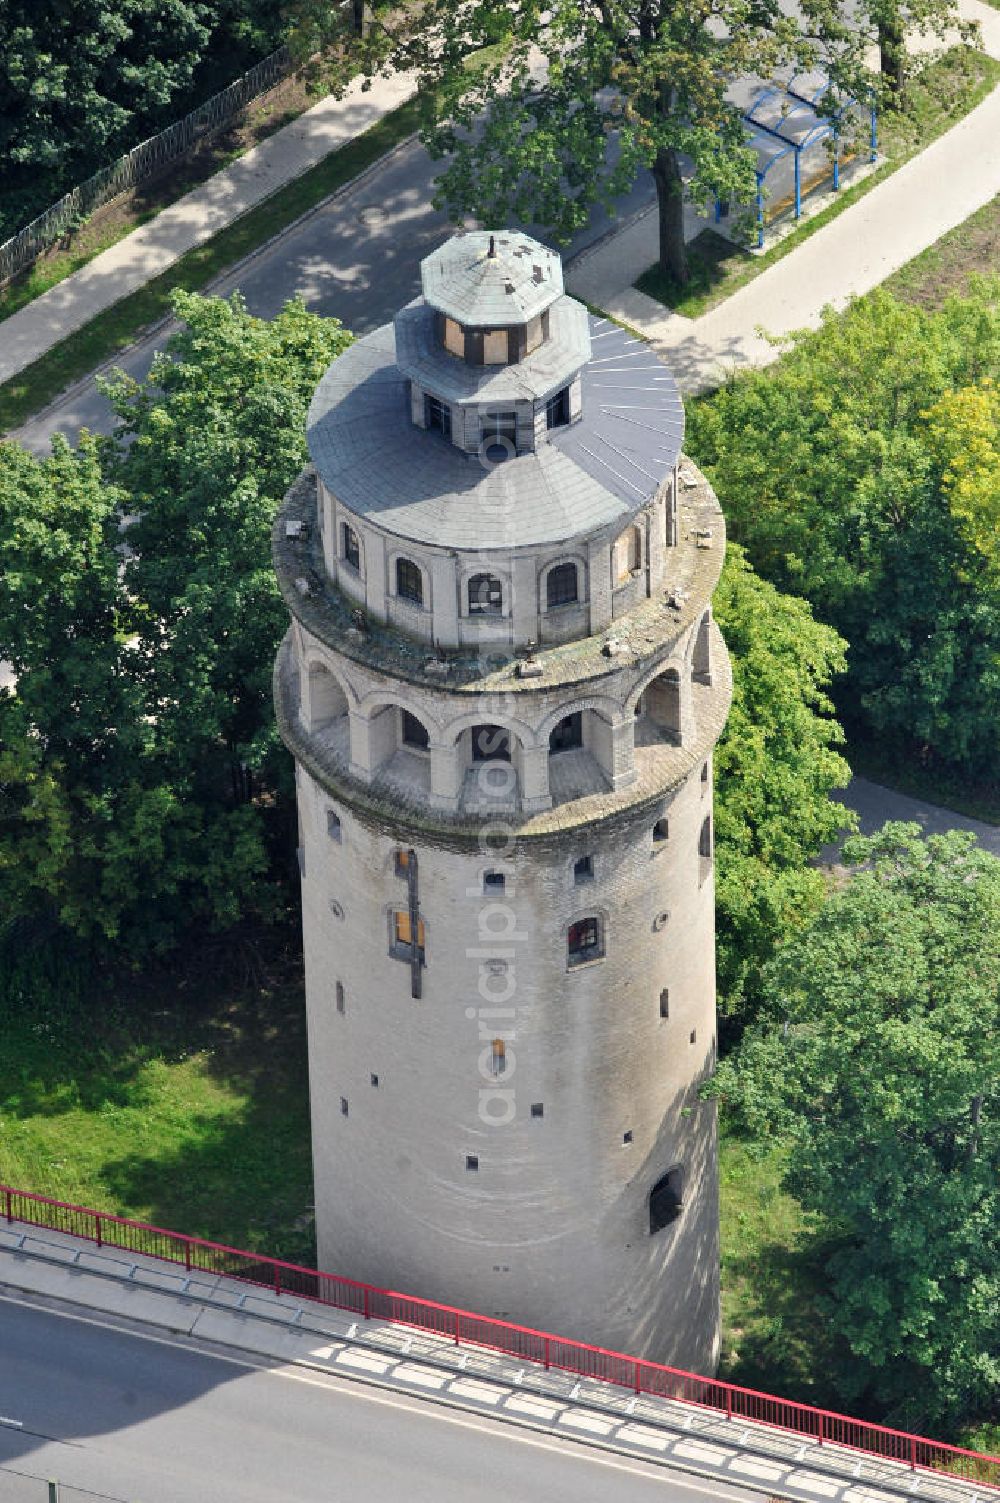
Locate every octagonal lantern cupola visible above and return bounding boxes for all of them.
[394,229,592,459]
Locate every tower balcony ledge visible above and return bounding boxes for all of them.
[274,627,732,849]
[274,463,728,703]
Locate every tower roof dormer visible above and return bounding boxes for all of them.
[420,231,562,327]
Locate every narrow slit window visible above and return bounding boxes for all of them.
[336,981,345,1014]
[653,818,669,844]
[341,522,361,572]
[659,988,669,1019]
[545,386,570,429]
[573,855,594,886]
[489,1038,506,1076]
[327,809,342,842]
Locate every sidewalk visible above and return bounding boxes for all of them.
[566,0,1000,394]
[0,70,416,387]
[0,1223,991,1503]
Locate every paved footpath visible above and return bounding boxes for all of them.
[0,69,417,387]
[566,0,1000,393]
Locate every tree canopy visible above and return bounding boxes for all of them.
[686,282,1000,779]
[308,0,809,284]
[709,823,1000,1431]
[0,0,287,239]
[712,545,853,1023]
[0,291,349,978]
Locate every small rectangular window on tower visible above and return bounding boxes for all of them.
[531,1103,544,1119]
[370,1073,379,1089]
[394,848,412,877]
[336,981,345,1014]
[653,818,669,845]
[545,386,570,429]
[659,988,669,1020]
[392,910,426,962]
[425,394,452,439]
[483,870,505,895]
[466,1154,479,1172]
[340,1097,349,1117]
[573,855,594,886]
[327,809,342,842]
[341,523,361,572]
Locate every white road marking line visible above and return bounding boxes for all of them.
[0,1290,765,1500]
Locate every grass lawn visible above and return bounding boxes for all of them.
[717,1134,846,1408]
[0,931,316,1264]
[0,93,422,436]
[885,191,1000,306]
[635,46,1000,318]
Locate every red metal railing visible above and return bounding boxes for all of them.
[3,1184,998,1490]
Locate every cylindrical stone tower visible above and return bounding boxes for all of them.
[273,230,732,1372]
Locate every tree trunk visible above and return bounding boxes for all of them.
[652,147,688,285]
[879,15,906,103]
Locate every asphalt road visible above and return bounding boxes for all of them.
[14,137,655,454]
[0,1295,765,1503]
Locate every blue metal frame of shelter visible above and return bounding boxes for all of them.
[730,78,878,247]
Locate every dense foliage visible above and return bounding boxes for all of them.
[0,292,349,979]
[686,283,1000,779]
[0,0,287,240]
[712,546,852,1023]
[710,824,1000,1432]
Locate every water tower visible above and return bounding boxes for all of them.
[273,229,731,1370]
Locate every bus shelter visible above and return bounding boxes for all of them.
[724,74,878,246]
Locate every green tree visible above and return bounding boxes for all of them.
[0,0,288,238]
[303,0,809,285]
[686,284,1000,778]
[103,290,350,805]
[0,291,349,973]
[799,0,970,103]
[0,434,274,960]
[710,824,1000,1431]
[712,545,853,1024]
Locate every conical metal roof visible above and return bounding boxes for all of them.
[420,230,563,327]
